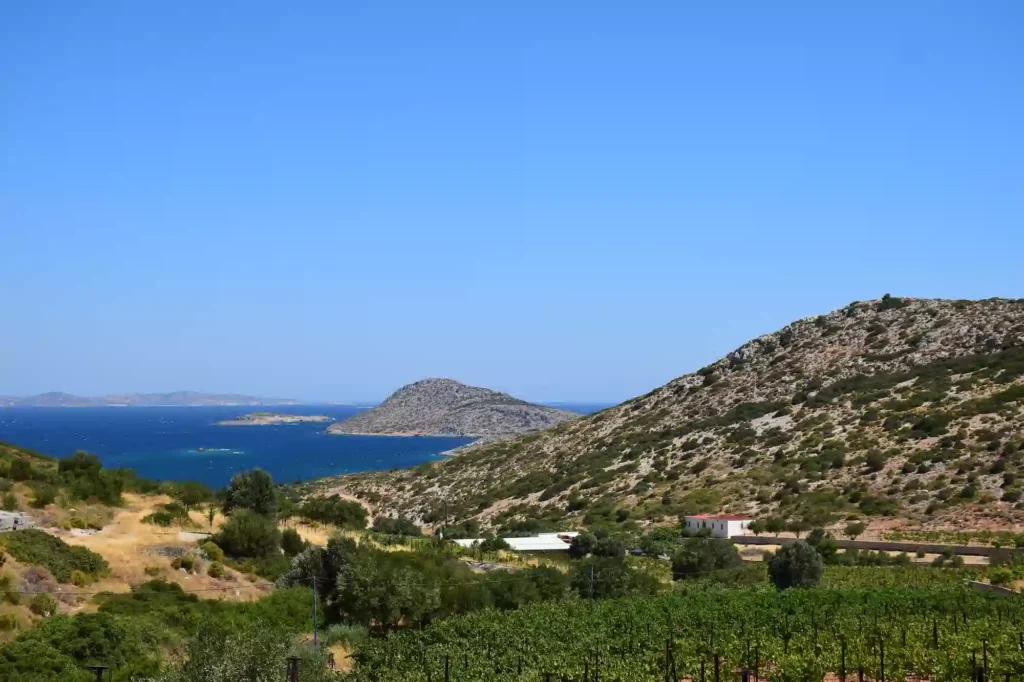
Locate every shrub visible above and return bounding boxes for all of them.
[988,566,1014,586]
[208,561,225,579]
[569,557,661,600]
[0,529,108,582]
[201,541,225,562]
[1,492,17,511]
[671,538,742,580]
[0,613,17,631]
[144,566,161,577]
[29,593,58,617]
[30,484,57,508]
[171,555,196,573]
[372,517,422,537]
[142,510,174,527]
[70,570,92,587]
[768,541,824,589]
[865,450,887,473]
[214,509,281,558]
[476,535,511,553]
[298,495,368,529]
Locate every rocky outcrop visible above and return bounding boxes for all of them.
[327,379,579,437]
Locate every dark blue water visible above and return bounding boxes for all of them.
[0,406,474,488]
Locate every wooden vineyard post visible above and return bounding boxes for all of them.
[879,638,885,682]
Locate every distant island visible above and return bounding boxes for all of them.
[0,391,299,408]
[327,378,579,437]
[218,412,332,426]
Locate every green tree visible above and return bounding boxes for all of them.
[29,593,58,617]
[787,519,811,538]
[806,528,839,561]
[2,492,17,511]
[223,469,277,517]
[371,516,422,536]
[213,509,281,558]
[335,549,441,632]
[671,538,742,580]
[764,518,785,537]
[476,535,511,553]
[174,481,212,511]
[844,521,866,541]
[569,557,660,600]
[640,527,683,557]
[768,540,824,589]
[8,458,34,482]
[154,619,335,682]
[568,532,596,560]
[747,520,766,537]
[281,528,306,557]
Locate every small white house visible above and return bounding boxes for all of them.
[683,514,752,539]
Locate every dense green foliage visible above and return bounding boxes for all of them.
[222,468,277,517]
[0,529,108,582]
[670,538,742,579]
[768,540,824,589]
[213,508,281,558]
[153,619,335,682]
[297,494,368,529]
[372,516,423,536]
[0,580,319,681]
[277,535,651,632]
[348,585,1024,681]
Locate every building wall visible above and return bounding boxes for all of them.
[684,517,751,538]
[0,512,33,532]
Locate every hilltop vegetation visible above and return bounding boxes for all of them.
[327,297,1024,531]
[327,378,579,437]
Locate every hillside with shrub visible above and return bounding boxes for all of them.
[327,296,1024,531]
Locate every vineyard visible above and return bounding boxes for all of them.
[348,585,1024,682]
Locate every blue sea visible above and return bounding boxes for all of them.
[0,405,474,488]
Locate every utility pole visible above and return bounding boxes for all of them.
[312,576,318,652]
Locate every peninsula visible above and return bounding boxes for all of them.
[217,412,332,426]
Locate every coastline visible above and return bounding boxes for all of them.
[217,414,332,426]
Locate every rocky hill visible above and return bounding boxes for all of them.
[327,379,579,437]
[326,297,1024,530]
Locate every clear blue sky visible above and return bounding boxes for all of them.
[2,2,1022,404]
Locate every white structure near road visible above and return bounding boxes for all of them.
[683,514,752,539]
[0,511,34,532]
[455,532,579,552]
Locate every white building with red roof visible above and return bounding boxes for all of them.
[683,514,753,539]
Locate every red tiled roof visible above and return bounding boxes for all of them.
[686,514,752,521]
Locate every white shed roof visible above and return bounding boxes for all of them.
[453,532,578,552]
